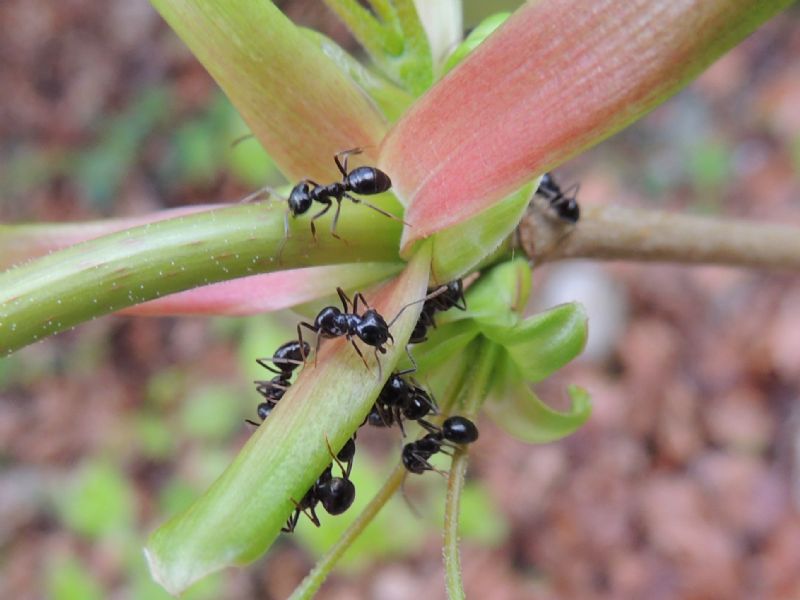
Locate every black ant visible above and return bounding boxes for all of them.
[298,284,458,377]
[297,287,393,376]
[247,340,309,426]
[283,437,357,533]
[409,279,467,344]
[246,375,289,426]
[365,371,438,435]
[536,172,580,224]
[401,416,479,475]
[256,339,310,377]
[288,148,406,241]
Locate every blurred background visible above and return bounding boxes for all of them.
[1,1,799,599]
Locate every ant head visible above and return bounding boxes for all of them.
[442,416,479,445]
[356,309,390,348]
[288,182,313,215]
[379,374,409,407]
[319,477,355,515]
[402,388,433,420]
[401,443,430,474]
[559,198,580,223]
[367,405,394,428]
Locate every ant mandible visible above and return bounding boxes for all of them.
[288,148,407,241]
[536,172,581,224]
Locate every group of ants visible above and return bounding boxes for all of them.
[243,149,581,533]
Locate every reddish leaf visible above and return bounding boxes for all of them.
[381,0,790,248]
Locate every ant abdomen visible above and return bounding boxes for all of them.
[442,416,479,444]
[346,166,392,195]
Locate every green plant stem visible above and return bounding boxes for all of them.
[0,202,400,356]
[444,451,468,600]
[442,340,498,600]
[518,203,800,270]
[287,464,407,600]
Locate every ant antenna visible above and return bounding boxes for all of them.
[387,284,451,328]
[230,133,255,148]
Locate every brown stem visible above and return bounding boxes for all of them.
[517,202,800,270]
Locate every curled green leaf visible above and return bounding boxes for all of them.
[503,302,588,382]
[484,354,592,443]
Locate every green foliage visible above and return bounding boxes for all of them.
[58,459,135,539]
[179,385,242,441]
[688,138,731,191]
[324,0,433,94]
[47,557,105,600]
[443,12,511,74]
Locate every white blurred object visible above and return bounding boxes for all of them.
[413,0,462,77]
[535,261,628,362]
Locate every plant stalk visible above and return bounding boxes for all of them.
[287,465,407,600]
[517,203,800,270]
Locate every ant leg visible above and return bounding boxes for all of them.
[255,359,284,375]
[394,345,418,378]
[343,192,410,226]
[336,287,354,313]
[348,338,371,372]
[325,435,352,478]
[378,404,394,429]
[231,132,255,148]
[282,510,299,533]
[452,284,468,311]
[275,208,291,263]
[394,408,406,437]
[408,448,446,476]
[296,322,320,366]
[330,198,346,242]
[304,505,321,528]
[238,185,274,204]
[564,182,581,200]
[334,147,364,176]
[421,383,440,415]
[352,292,371,312]
[245,419,261,427]
[309,199,333,242]
[417,419,442,436]
[374,347,383,380]
[286,499,321,529]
